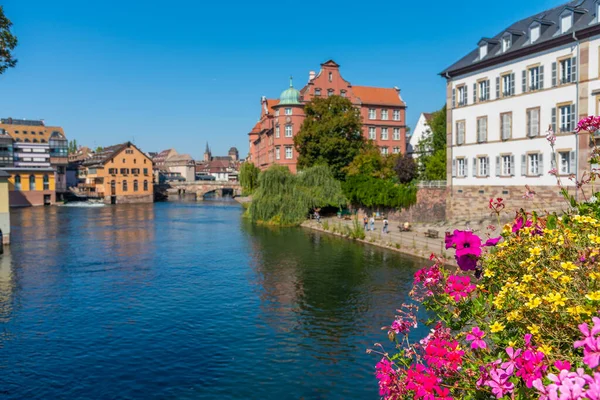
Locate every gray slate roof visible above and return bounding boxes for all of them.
[441,0,599,77]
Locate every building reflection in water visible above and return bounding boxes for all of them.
[0,246,15,324]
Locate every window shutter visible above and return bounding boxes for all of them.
[570,104,576,131]
[540,65,544,89]
[464,158,469,177]
[452,159,456,177]
[569,151,576,174]
[552,62,557,86]
[522,70,527,93]
[510,155,515,176]
[551,107,557,133]
[496,77,500,98]
[472,157,477,177]
[486,157,490,176]
[463,86,468,105]
[571,56,577,82]
[496,156,501,176]
[538,153,544,176]
[473,83,477,103]
[521,154,527,176]
[527,110,531,137]
[452,89,456,108]
[510,73,515,95]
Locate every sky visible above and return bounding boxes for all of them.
[0,0,564,160]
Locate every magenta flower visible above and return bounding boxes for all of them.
[546,127,557,145]
[554,360,572,371]
[466,326,487,350]
[549,168,558,176]
[485,368,515,398]
[501,347,522,375]
[574,317,600,369]
[444,275,476,302]
[444,230,456,249]
[453,231,482,258]
[456,254,478,271]
[484,237,501,247]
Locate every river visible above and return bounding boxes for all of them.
[0,199,429,399]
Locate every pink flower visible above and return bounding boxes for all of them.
[554,360,572,371]
[546,127,557,145]
[466,326,487,350]
[453,231,482,258]
[501,347,522,375]
[574,317,600,369]
[484,368,515,398]
[484,237,501,247]
[444,230,456,249]
[444,275,476,302]
[549,168,558,176]
[456,254,478,271]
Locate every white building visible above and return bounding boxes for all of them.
[441,0,600,220]
[407,112,434,157]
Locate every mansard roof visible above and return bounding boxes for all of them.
[441,0,600,78]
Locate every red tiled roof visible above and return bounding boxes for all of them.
[267,99,279,114]
[352,86,405,106]
[423,112,434,123]
[249,122,261,135]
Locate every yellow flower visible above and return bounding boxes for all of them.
[525,297,542,309]
[529,247,542,257]
[586,291,600,301]
[490,321,505,333]
[522,274,534,283]
[507,310,522,322]
[538,344,552,354]
[550,270,564,279]
[568,305,591,316]
[561,262,578,271]
[560,276,572,285]
[528,324,540,335]
[484,269,495,278]
[589,272,600,281]
[545,292,568,309]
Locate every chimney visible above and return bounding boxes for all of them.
[309,71,316,81]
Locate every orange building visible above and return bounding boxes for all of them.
[248,60,407,172]
[81,142,154,204]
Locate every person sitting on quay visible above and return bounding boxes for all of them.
[382,217,389,234]
[369,216,375,231]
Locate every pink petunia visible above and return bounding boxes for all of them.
[465,326,487,350]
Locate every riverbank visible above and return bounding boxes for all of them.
[301,217,458,266]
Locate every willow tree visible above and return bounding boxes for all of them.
[294,96,364,180]
[248,165,346,226]
[239,162,260,194]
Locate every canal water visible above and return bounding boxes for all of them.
[0,199,429,399]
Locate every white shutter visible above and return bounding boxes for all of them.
[496,77,500,98]
[521,154,527,176]
[452,89,456,108]
[463,86,468,105]
[510,73,515,95]
[571,57,577,82]
[472,157,477,177]
[538,153,544,176]
[569,151,576,174]
[510,155,515,176]
[452,159,456,177]
[522,70,527,93]
[527,110,531,137]
[496,156,501,176]
[473,83,477,103]
[570,105,576,131]
[552,62,557,86]
[551,107,557,133]
[539,65,544,89]
[533,109,539,136]
[486,157,490,176]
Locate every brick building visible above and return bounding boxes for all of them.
[248,60,407,173]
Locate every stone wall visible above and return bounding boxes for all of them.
[104,194,154,204]
[446,185,575,223]
[359,187,448,224]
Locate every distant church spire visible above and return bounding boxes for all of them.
[205,141,210,153]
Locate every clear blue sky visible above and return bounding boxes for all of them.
[0,0,562,159]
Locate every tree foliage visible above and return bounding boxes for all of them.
[344,147,396,180]
[248,165,346,226]
[343,174,416,209]
[416,105,447,180]
[394,152,418,184]
[239,162,260,194]
[294,96,365,180]
[0,6,17,75]
[68,139,78,154]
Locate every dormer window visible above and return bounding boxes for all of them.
[530,23,540,43]
[502,34,512,52]
[479,44,487,59]
[561,12,573,33]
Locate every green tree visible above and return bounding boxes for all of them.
[95,146,103,153]
[294,96,364,180]
[344,147,396,180]
[239,162,260,194]
[248,165,346,226]
[0,6,17,75]
[68,139,78,154]
[394,152,418,184]
[343,174,416,209]
[416,105,447,180]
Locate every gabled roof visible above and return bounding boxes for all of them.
[423,112,434,123]
[82,142,149,167]
[353,86,405,106]
[321,59,340,67]
[441,0,600,78]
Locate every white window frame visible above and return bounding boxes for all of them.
[559,105,572,132]
[479,44,488,59]
[275,146,280,160]
[369,109,376,120]
[502,155,512,176]
[559,151,570,174]
[285,146,293,159]
[457,158,466,177]
[528,153,539,176]
[529,66,540,90]
[393,110,400,121]
[502,74,512,96]
[381,109,388,120]
[381,147,388,155]
[381,127,388,140]
[561,12,573,34]
[456,121,465,145]
[502,34,511,52]
[477,117,487,143]
[393,147,400,154]
[275,109,280,117]
[527,108,540,137]
[368,127,376,140]
[530,24,540,43]
[478,157,488,177]
[275,125,280,138]
[457,86,466,106]
[393,128,400,140]
[285,125,293,138]
[501,113,512,140]
[285,108,292,116]
[560,58,572,84]
[478,80,489,101]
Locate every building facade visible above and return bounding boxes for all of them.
[152,149,195,182]
[81,142,154,204]
[407,112,434,157]
[442,0,600,220]
[0,119,68,196]
[248,60,407,173]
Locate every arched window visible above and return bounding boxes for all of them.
[14,175,21,190]
[143,180,148,191]
[122,180,128,192]
[29,175,36,191]
[43,174,49,190]
[24,138,30,143]
[133,180,138,192]
[41,139,46,143]
[32,139,38,143]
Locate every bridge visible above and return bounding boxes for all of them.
[162,181,242,199]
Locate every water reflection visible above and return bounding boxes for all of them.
[0,247,14,324]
